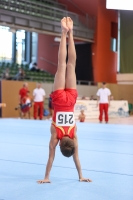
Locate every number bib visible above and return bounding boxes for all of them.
[56,112,75,126]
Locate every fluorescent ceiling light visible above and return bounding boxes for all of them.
[106,0,133,10]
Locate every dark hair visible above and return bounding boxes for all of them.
[60,137,75,157]
[102,82,106,85]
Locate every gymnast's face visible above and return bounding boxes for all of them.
[102,83,106,89]
[37,84,41,88]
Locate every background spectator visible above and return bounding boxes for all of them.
[2,68,12,80]
[33,83,46,120]
[90,95,96,100]
[14,68,25,81]
[78,110,86,122]
[29,61,34,70]
[48,91,54,118]
[96,82,111,123]
[29,62,40,72]
[82,96,86,100]
[18,83,28,118]
[19,83,28,103]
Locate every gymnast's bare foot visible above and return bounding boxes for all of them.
[61,17,69,33]
[67,17,73,32]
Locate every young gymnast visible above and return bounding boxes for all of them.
[37,17,92,183]
[79,110,86,122]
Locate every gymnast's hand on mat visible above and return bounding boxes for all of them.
[37,179,51,184]
[79,178,92,182]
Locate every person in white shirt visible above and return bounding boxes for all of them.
[96,82,111,123]
[33,83,46,120]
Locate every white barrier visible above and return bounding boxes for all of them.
[74,100,129,119]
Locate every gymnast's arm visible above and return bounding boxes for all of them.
[37,129,59,184]
[73,132,92,182]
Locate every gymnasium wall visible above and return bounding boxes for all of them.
[37,0,118,83]
[107,84,133,104]
[120,10,133,73]
[117,74,133,84]
[1,81,98,118]
[1,81,36,118]
[76,85,98,98]
[98,83,133,104]
[38,34,58,74]
[93,0,118,83]
[58,0,98,18]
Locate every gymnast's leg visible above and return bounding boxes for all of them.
[65,17,76,89]
[53,17,69,91]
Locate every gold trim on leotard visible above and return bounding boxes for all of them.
[67,125,75,135]
[52,121,75,135]
[52,121,65,135]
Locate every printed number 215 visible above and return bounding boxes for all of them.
[58,114,74,124]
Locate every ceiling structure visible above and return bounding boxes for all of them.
[58,0,98,17]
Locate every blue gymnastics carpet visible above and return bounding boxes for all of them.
[0,119,133,200]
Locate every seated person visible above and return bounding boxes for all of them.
[78,110,86,122]
[29,62,40,72]
[14,68,25,81]
[90,95,96,100]
[29,61,33,70]
[37,17,92,184]
[2,68,12,80]
[81,96,86,100]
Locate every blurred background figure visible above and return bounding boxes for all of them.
[2,68,12,80]
[29,62,40,72]
[29,61,34,70]
[78,110,86,122]
[21,91,32,119]
[18,83,28,118]
[33,83,46,120]
[48,91,54,119]
[82,96,86,100]
[14,68,25,81]
[110,95,114,100]
[90,95,96,100]
[96,82,111,123]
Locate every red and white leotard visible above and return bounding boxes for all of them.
[51,88,78,140]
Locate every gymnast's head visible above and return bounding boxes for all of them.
[60,137,75,157]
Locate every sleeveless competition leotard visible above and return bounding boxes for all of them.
[51,88,78,140]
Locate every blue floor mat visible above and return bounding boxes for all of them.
[0,119,133,200]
